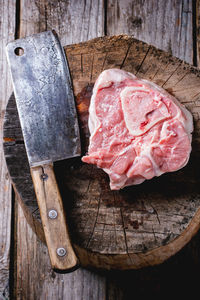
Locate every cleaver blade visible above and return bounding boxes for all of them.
[6,30,80,272]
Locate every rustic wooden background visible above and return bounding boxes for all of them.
[1,0,200,299]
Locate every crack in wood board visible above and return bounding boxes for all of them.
[90,54,95,83]
[120,41,133,69]
[161,61,183,87]
[171,70,191,88]
[101,52,108,72]
[150,204,161,225]
[86,193,101,249]
[135,46,151,75]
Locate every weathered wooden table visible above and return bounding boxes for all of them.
[1,1,200,299]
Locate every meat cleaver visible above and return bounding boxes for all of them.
[6,30,81,271]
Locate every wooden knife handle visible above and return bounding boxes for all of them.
[30,163,79,272]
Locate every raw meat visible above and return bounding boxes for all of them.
[82,69,193,190]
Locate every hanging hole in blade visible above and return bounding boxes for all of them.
[14,47,24,56]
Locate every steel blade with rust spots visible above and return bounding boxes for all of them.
[6,31,80,272]
[6,30,81,166]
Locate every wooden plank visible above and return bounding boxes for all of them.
[107,0,193,64]
[19,0,104,43]
[197,0,200,66]
[11,0,199,299]
[0,0,16,298]
[15,0,106,299]
[105,1,197,299]
[16,200,106,300]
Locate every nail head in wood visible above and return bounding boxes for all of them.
[56,248,67,257]
[48,209,58,219]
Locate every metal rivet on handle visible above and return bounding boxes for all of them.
[48,209,58,219]
[57,247,67,257]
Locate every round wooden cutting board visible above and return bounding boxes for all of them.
[3,35,200,270]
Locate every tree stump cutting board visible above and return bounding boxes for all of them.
[3,35,200,270]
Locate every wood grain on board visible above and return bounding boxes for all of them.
[4,34,200,271]
[0,0,15,298]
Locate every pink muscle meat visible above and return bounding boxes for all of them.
[82,69,193,190]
